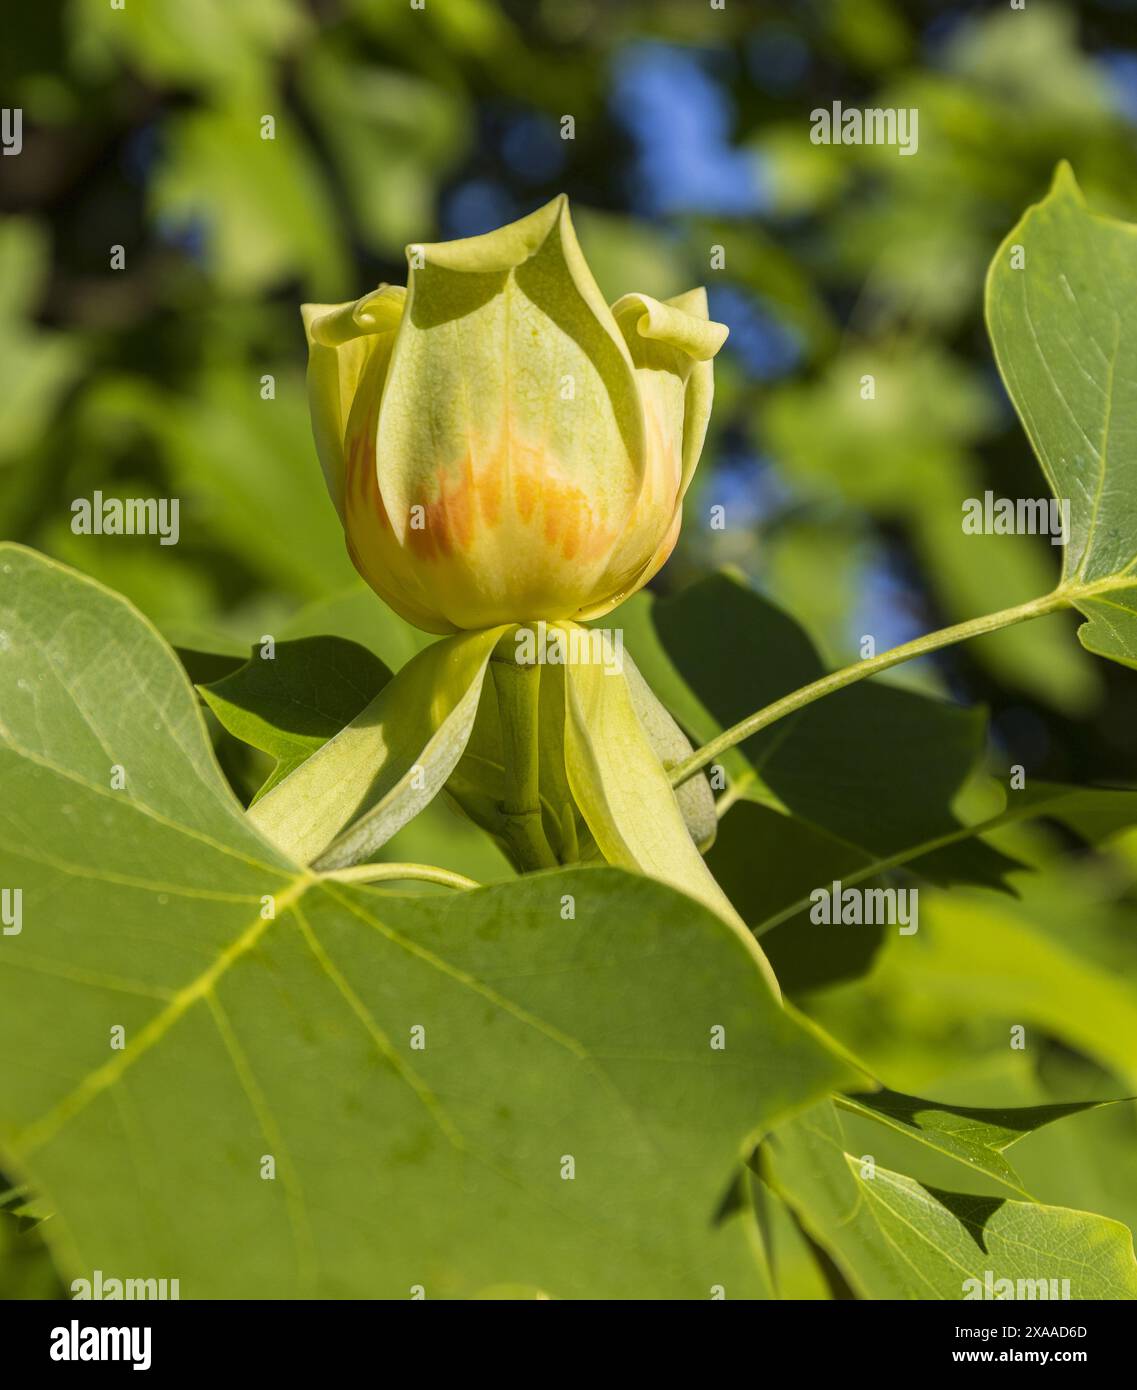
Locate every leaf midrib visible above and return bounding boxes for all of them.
[9,872,315,1158]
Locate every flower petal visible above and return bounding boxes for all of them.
[581,288,727,617]
[367,196,648,629]
[301,286,405,519]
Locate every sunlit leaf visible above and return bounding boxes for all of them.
[0,545,859,1297]
[988,163,1137,667]
[765,1102,1137,1299]
[838,1088,1114,1196]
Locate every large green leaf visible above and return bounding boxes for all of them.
[765,1102,1137,1299]
[988,163,1137,667]
[0,544,860,1298]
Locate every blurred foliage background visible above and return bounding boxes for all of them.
[6,0,1137,770]
[4,0,1137,1298]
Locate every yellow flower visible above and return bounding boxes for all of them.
[302,196,727,633]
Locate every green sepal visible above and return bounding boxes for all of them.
[249,626,507,867]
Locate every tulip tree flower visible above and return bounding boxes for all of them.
[301,195,727,633]
[251,197,775,988]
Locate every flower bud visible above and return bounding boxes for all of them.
[302,196,727,633]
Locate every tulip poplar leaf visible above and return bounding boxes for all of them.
[766,1103,1137,1299]
[988,163,1137,668]
[837,1089,1114,1197]
[0,544,864,1297]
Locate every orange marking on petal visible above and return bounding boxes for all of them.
[477,452,502,527]
[389,425,626,579]
[514,470,538,524]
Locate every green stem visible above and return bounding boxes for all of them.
[670,588,1072,788]
[491,648,558,871]
[320,862,480,891]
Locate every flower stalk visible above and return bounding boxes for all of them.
[491,644,559,871]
